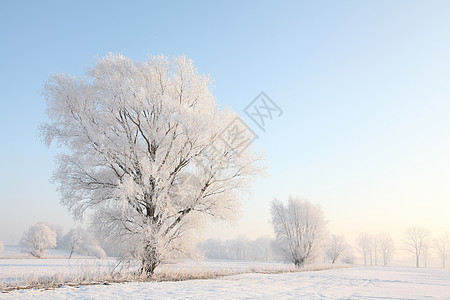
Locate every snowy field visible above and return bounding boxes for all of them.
[0,245,116,284]
[2,262,450,299]
[0,258,116,284]
[0,256,295,285]
[1,246,449,299]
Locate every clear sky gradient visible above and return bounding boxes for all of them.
[1,0,449,246]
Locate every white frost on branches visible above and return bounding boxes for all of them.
[435,232,449,268]
[61,227,106,258]
[404,227,430,268]
[20,223,57,258]
[271,197,328,267]
[326,234,348,264]
[378,232,395,266]
[41,54,263,275]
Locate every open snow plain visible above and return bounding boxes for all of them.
[2,262,449,299]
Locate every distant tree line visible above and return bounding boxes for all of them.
[19,222,106,259]
[403,227,449,268]
[356,232,395,266]
[355,227,449,268]
[200,197,356,266]
[199,236,280,261]
[14,208,449,270]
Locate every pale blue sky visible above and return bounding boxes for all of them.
[1,0,449,244]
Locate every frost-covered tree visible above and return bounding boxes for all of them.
[378,232,394,266]
[342,251,356,265]
[326,234,348,264]
[80,228,106,258]
[371,235,378,266]
[0,241,4,252]
[20,223,57,258]
[49,224,65,247]
[356,232,371,266]
[61,227,107,259]
[435,232,449,268]
[271,197,328,267]
[67,228,83,258]
[422,242,430,268]
[60,227,102,259]
[41,54,262,276]
[404,227,430,268]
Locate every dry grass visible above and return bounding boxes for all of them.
[0,263,138,293]
[153,263,349,281]
[1,261,351,293]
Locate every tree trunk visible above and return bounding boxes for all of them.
[416,255,419,268]
[141,259,158,277]
[140,244,160,278]
[294,258,305,268]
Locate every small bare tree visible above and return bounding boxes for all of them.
[65,227,83,259]
[435,232,449,268]
[404,227,430,268]
[326,234,348,264]
[371,235,378,266]
[378,232,395,266]
[20,223,57,258]
[356,232,372,266]
[271,197,328,267]
[61,227,106,258]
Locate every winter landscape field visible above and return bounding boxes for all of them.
[2,0,450,299]
[2,243,450,299]
[2,246,450,299]
[2,257,450,299]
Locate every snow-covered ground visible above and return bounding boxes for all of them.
[0,258,116,284]
[0,245,98,260]
[2,264,450,299]
[1,246,449,299]
[0,245,115,284]
[0,257,292,284]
